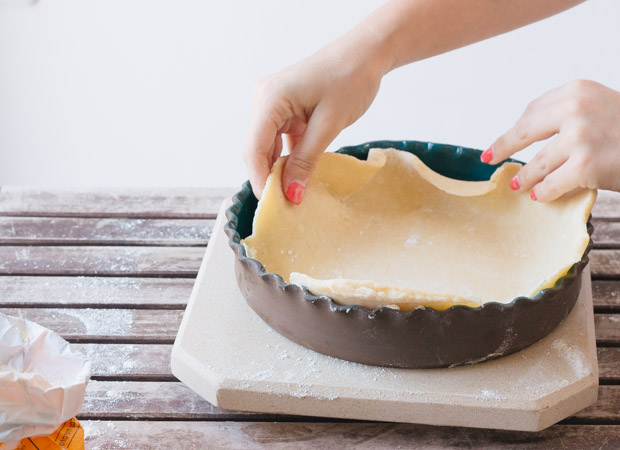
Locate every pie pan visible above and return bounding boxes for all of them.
[225,140,593,369]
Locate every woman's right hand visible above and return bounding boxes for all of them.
[243,29,389,204]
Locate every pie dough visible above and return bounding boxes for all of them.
[242,148,596,311]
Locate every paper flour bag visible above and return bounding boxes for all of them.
[0,313,91,450]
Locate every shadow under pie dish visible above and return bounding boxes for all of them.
[225,140,595,369]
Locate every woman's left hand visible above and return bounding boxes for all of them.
[482,80,620,201]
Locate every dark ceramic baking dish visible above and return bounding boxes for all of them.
[225,140,593,369]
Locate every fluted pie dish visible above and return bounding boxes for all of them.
[225,140,595,368]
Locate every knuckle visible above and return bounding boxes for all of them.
[513,119,529,142]
[566,79,595,95]
[565,122,593,145]
[565,96,590,116]
[540,177,560,199]
[254,75,280,99]
[575,152,593,173]
[288,156,316,174]
[523,99,538,116]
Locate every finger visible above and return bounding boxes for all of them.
[271,134,284,167]
[483,88,572,165]
[285,133,302,153]
[511,137,569,192]
[281,106,341,205]
[243,111,280,199]
[282,117,307,153]
[530,159,581,203]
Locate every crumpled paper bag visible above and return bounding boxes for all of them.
[0,312,91,450]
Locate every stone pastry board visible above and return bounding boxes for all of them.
[171,200,598,432]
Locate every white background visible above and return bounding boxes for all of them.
[0,0,618,188]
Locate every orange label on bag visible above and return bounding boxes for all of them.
[1,418,85,450]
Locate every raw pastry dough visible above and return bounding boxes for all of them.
[242,148,596,310]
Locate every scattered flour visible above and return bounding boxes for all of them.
[404,233,420,247]
[552,339,590,378]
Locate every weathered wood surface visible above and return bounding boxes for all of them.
[0,186,618,220]
[72,343,620,383]
[594,315,620,346]
[572,386,620,422]
[0,217,212,246]
[0,247,618,279]
[591,250,620,279]
[1,276,619,311]
[0,308,183,343]
[1,307,618,345]
[0,216,617,249]
[592,280,620,311]
[598,347,620,382]
[73,344,175,380]
[1,187,619,447]
[1,275,618,311]
[0,246,204,276]
[591,190,620,220]
[78,381,619,422]
[0,187,235,218]
[81,421,620,450]
[592,220,620,249]
[0,276,193,308]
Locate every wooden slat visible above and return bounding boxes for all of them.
[71,343,620,383]
[0,187,236,218]
[0,186,615,220]
[593,220,620,249]
[72,344,174,380]
[0,217,212,246]
[0,276,617,311]
[0,308,182,343]
[592,190,620,220]
[590,250,620,278]
[592,280,620,311]
[594,315,620,346]
[0,246,204,276]
[1,276,618,310]
[0,216,612,249]
[78,381,619,422]
[572,386,620,422]
[598,347,620,383]
[0,276,193,308]
[0,246,615,279]
[79,381,263,420]
[81,421,620,450]
[0,308,618,345]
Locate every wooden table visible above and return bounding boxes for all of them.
[1,186,620,449]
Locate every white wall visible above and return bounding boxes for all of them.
[0,0,618,187]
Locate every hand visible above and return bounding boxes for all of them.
[483,80,620,201]
[243,0,583,205]
[243,32,388,204]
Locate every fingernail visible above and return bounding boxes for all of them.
[530,190,537,201]
[286,181,305,205]
[481,146,493,164]
[510,176,520,191]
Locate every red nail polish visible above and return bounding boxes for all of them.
[510,176,520,191]
[481,146,493,164]
[530,190,537,201]
[286,181,305,205]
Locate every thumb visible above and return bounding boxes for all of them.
[281,106,340,205]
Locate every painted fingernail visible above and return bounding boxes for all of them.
[481,146,493,164]
[286,181,306,205]
[530,190,537,201]
[510,176,520,191]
